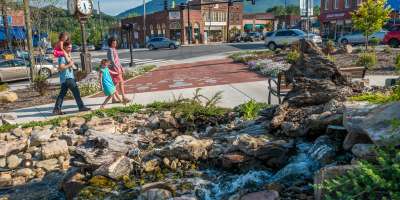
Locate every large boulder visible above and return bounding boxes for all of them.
[0,91,18,103]
[138,188,172,200]
[0,138,27,157]
[343,102,400,147]
[30,128,54,146]
[41,140,69,159]
[159,135,213,161]
[270,40,352,137]
[93,156,133,179]
[75,130,140,167]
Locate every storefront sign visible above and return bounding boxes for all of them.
[169,11,180,20]
[327,13,345,19]
[205,22,227,26]
[169,21,181,30]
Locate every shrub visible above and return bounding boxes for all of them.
[66,82,100,98]
[235,99,270,120]
[357,52,377,69]
[369,38,380,46]
[383,46,393,54]
[395,54,400,72]
[319,145,400,200]
[324,40,335,55]
[33,75,49,95]
[0,84,9,92]
[286,50,300,64]
[74,70,87,82]
[123,64,156,80]
[351,86,400,104]
[327,54,336,62]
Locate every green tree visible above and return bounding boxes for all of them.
[313,6,320,16]
[71,27,82,45]
[351,0,391,50]
[88,27,101,45]
[267,6,286,16]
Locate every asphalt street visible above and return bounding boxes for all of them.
[8,42,266,90]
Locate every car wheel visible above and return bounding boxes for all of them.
[148,45,155,50]
[39,68,51,78]
[268,42,277,51]
[341,39,349,45]
[389,39,400,48]
[169,44,177,49]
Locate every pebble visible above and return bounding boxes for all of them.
[7,155,22,169]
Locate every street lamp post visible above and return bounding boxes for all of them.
[187,3,191,44]
[143,0,146,47]
[23,0,36,81]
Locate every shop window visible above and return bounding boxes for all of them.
[324,0,329,10]
[334,0,339,9]
[345,0,350,8]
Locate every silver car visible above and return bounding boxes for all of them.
[265,29,322,50]
[147,37,180,50]
[338,30,387,45]
[0,58,58,82]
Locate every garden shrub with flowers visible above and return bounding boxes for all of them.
[247,59,290,77]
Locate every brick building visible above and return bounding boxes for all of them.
[1,9,26,49]
[120,0,243,46]
[319,0,399,40]
[243,13,275,33]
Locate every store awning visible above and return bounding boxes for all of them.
[11,27,25,40]
[244,24,266,30]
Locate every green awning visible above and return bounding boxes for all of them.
[244,24,265,30]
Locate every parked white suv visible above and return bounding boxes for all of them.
[265,29,322,50]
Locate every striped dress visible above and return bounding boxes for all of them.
[107,48,124,84]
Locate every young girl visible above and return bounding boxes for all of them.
[53,32,71,62]
[99,59,123,109]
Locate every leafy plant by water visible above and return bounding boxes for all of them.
[235,100,270,120]
[319,145,400,200]
[351,86,400,104]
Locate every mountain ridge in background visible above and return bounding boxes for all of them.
[116,0,321,18]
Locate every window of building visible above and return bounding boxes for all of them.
[345,0,350,8]
[324,0,329,10]
[357,0,362,5]
[334,0,339,9]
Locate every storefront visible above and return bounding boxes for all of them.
[205,22,226,42]
[320,12,353,40]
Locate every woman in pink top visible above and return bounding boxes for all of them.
[107,37,130,103]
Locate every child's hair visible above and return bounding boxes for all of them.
[59,32,69,41]
[63,41,72,48]
[108,37,117,46]
[101,59,110,66]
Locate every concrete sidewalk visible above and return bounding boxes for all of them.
[9,80,275,124]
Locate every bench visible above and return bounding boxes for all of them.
[267,72,292,104]
[339,66,367,79]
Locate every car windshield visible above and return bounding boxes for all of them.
[292,29,306,36]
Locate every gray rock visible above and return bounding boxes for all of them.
[0,138,28,157]
[138,188,172,200]
[351,144,376,160]
[343,102,400,147]
[59,134,85,146]
[148,115,160,129]
[30,129,53,146]
[314,165,357,200]
[75,130,139,167]
[36,159,59,171]
[3,172,65,199]
[68,117,86,128]
[15,168,34,177]
[159,113,178,130]
[0,173,13,187]
[41,140,69,159]
[7,154,22,169]
[0,158,6,168]
[160,135,213,161]
[308,135,338,164]
[85,117,117,134]
[93,156,133,179]
[240,190,279,200]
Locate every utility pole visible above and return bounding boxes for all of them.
[23,0,36,81]
[98,0,103,41]
[226,0,231,43]
[143,0,146,47]
[187,3,191,44]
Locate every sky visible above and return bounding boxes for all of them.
[57,0,143,16]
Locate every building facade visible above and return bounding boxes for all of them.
[119,0,243,46]
[320,0,399,40]
[0,10,26,49]
[243,13,275,33]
